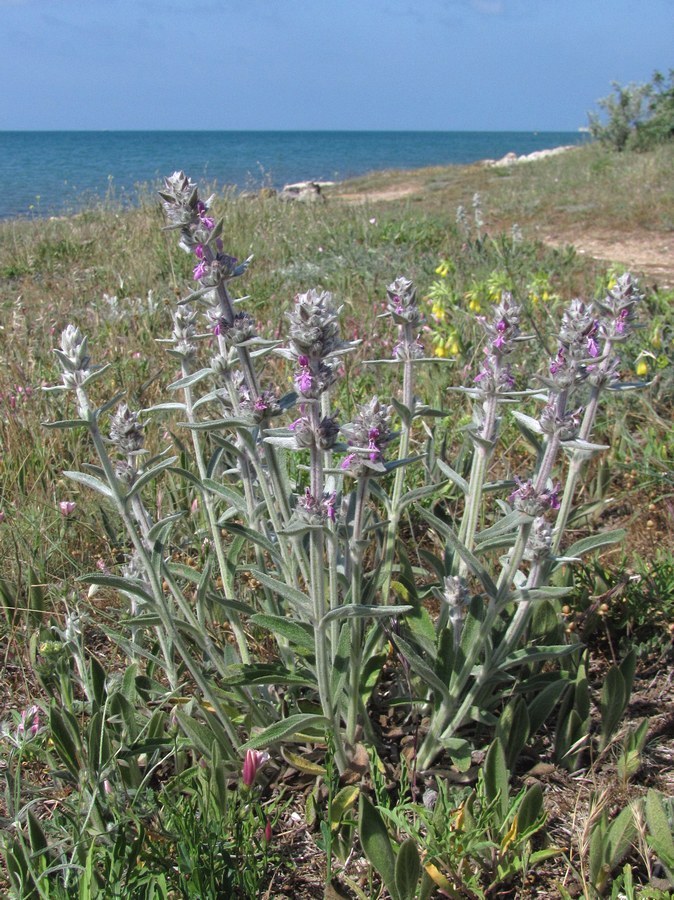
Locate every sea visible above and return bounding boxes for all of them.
[0,130,589,220]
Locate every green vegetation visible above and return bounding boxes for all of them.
[588,69,674,152]
[1,144,673,898]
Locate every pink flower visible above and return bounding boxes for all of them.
[242,749,269,787]
[59,500,76,517]
[18,705,41,738]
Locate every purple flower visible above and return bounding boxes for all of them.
[341,452,357,471]
[295,367,313,395]
[193,260,207,281]
[59,500,76,518]
[196,201,215,230]
[615,308,629,334]
[509,478,561,516]
[324,492,337,522]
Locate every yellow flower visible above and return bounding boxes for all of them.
[435,261,451,278]
[434,344,448,358]
[636,359,649,377]
[448,340,460,355]
[468,298,481,313]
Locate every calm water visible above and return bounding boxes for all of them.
[0,130,588,220]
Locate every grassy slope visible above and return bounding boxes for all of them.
[328,141,674,234]
[0,142,673,899]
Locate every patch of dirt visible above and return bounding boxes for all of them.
[539,228,674,288]
[333,177,674,287]
[332,181,421,203]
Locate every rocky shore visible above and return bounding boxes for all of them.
[487,144,577,167]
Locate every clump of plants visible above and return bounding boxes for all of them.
[2,172,672,898]
[588,69,674,151]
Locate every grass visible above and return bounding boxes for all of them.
[328,141,674,234]
[1,142,674,898]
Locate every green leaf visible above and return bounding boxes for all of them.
[395,838,421,900]
[440,736,472,772]
[483,738,509,825]
[250,614,314,652]
[644,790,674,879]
[435,459,469,495]
[42,417,89,430]
[201,477,249,513]
[391,634,450,704]
[496,697,530,771]
[620,649,637,698]
[416,506,498,598]
[142,401,187,413]
[167,367,212,390]
[397,481,449,513]
[330,622,351,704]
[175,709,221,759]
[330,785,360,830]
[391,397,413,428]
[125,457,179,498]
[359,793,399,900]
[600,665,627,750]
[225,664,315,690]
[558,529,626,562]
[605,805,636,873]
[475,510,531,543]
[78,573,154,606]
[224,525,279,558]
[49,706,81,778]
[239,714,329,751]
[501,644,578,668]
[527,679,568,735]
[517,784,544,835]
[245,569,311,616]
[556,708,588,771]
[63,470,114,499]
[146,511,186,544]
[320,604,412,627]
[27,809,48,855]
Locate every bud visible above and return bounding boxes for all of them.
[386,276,422,327]
[340,397,392,477]
[286,289,346,360]
[524,516,553,562]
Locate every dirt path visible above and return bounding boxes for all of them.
[334,182,674,288]
[540,228,674,288]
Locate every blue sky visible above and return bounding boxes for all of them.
[2,0,672,131]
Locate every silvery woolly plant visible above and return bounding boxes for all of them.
[46,171,641,780]
[409,275,643,770]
